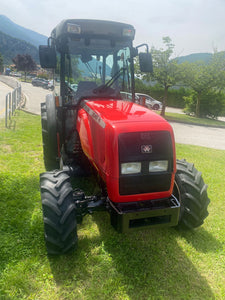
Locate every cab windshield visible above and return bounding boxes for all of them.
[55,38,134,104]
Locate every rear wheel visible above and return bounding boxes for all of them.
[173,159,210,229]
[41,95,59,170]
[40,170,78,255]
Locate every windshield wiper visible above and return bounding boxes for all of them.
[93,67,126,94]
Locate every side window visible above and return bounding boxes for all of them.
[117,47,131,93]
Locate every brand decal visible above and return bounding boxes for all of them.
[141,145,152,153]
[82,103,106,128]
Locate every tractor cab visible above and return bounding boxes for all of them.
[39,19,152,105]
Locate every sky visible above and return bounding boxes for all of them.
[1,0,225,56]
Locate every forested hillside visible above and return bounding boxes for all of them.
[176,53,212,64]
[0,15,47,47]
[0,31,39,65]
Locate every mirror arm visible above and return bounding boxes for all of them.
[136,43,149,53]
[47,37,56,47]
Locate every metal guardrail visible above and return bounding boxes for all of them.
[5,85,22,128]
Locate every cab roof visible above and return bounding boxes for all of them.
[51,19,135,41]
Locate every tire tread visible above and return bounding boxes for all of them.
[175,159,210,229]
[40,170,78,255]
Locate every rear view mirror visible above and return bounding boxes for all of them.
[39,45,57,69]
[139,52,153,73]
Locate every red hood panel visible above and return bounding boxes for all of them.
[83,99,166,124]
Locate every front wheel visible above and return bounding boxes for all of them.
[173,159,210,229]
[40,170,78,255]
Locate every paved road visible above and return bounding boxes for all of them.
[20,81,50,115]
[165,107,225,150]
[0,81,13,119]
[170,122,225,150]
[21,82,225,150]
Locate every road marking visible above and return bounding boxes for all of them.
[0,107,5,116]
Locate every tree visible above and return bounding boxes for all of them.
[141,37,183,116]
[181,51,225,117]
[0,52,3,73]
[182,62,212,117]
[12,54,36,81]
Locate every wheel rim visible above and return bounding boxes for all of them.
[173,181,181,202]
[173,180,184,222]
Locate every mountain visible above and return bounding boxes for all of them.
[0,15,48,65]
[176,53,212,64]
[0,31,39,64]
[0,15,47,48]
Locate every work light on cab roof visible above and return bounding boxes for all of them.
[67,23,81,34]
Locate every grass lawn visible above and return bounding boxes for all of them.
[0,111,224,299]
[164,111,225,128]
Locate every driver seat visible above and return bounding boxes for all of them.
[76,81,97,99]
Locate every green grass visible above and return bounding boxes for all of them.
[164,112,225,128]
[0,111,225,299]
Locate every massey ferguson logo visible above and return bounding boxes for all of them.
[141,145,152,153]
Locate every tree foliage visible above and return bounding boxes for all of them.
[12,54,36,81]
[141,37,183,116]
[181,51,225,117]
[134,37,225,118]
[183,90,225,118]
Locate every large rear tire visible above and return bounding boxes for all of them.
[40,170,78,255]
[41,94,59,170]
[173,159,210,229]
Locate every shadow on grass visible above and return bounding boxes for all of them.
[49,212,217,299]
[0,173,218,299]
[175,226,223,253]
[0,174,218,300]
[7,119,16,130]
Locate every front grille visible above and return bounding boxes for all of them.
[118,131,173,195]
[119,173,171,195]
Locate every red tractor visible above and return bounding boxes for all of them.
[39,19,210,255]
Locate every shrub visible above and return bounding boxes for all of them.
[184,90,225,118]
[38,73,48,80]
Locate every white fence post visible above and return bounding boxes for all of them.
[4,85,22,128]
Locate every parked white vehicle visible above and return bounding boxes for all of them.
[120,92,139,102]
[135,93,162,110]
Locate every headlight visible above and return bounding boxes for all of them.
[121,162,141,174]
[149,160,168,172]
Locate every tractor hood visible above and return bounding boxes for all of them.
[81,99,165,125]
[77,99,176,203]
